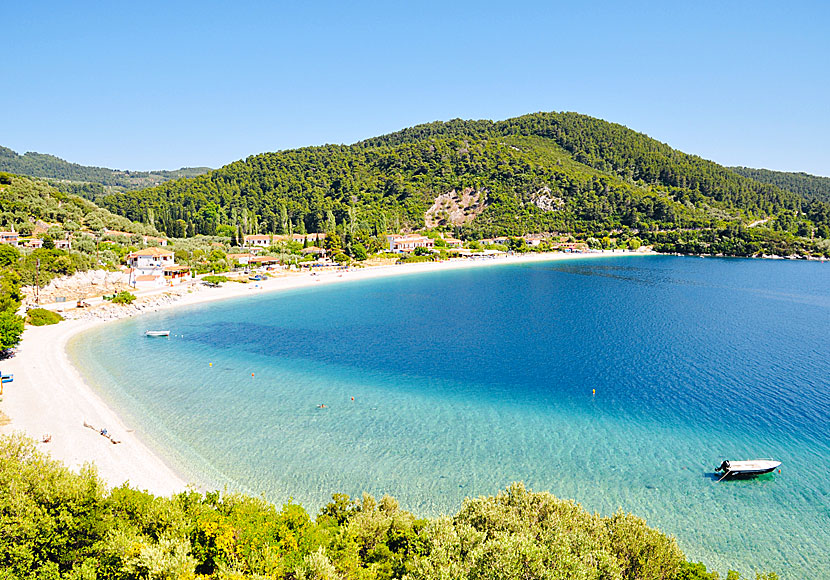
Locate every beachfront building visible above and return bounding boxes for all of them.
[551,242,588,252]
[244,234,273,247]
[227,253,253,265]
[0,231,19,246]
[244,233,327,248]
[480,236,510,246]
[126,247,187,288]
[442,236,464,248]
[523,234,547,247]
[386,234,434,253]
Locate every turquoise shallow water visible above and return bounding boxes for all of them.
[69,255,830,578]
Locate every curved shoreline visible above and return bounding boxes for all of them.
[0,251,653,495]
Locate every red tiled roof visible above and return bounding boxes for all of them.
[128,247,174,257]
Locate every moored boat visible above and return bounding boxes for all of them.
[144,330,170,337]
[715,459,781,479]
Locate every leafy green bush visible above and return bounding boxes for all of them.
[26,308,63,326]
[333,252,350,264]
[397,254,433,263]
[110,291,136,304]
[0,434,772,580]
[202,275,229,284]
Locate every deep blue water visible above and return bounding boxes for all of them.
[69,255,830,578]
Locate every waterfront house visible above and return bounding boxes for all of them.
[386,234,434,253]
[126,247,184,288]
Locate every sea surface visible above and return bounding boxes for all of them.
[69,255,830,578]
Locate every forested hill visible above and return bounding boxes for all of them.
[0,146,210,191]
[99,112,830,244]
[730,166,830,203]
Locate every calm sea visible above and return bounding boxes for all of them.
[69,255,830,578]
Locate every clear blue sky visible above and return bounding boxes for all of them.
[4,1,829,175]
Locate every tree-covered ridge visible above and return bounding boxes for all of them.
[361,112,804,215]
[0,146,210,191]
[730,166,830,203]
[0,433,771,580]
[99,112,829,251]
[0,173,160,238]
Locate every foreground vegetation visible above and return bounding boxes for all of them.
[0,434,775,580]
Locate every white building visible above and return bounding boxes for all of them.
[386,234,435,253]
[244,234,273,247]
[126,247,187,288]
[0,232,19,246]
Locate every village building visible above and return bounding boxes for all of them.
[126,247,188,288]
[386,234,435,253]
[243,234,273,247]
[54,239,71,250]
[227,253,253,265]
[523,234,547,247]
[480,236,510,246]
[244,233,327,248]
[0,232,19,246]
[551,242,588,252]
[442,236,464,248]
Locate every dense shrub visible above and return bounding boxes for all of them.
[26,308,63,326]
[0,435,773,580]
[202,275,229,284]
[110,291,136,304]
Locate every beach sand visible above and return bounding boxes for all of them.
[0,250,651,495]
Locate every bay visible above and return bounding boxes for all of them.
[69,255,830,578]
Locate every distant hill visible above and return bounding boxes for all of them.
[729,166,830,203]
[0,172,159,238]
[99,112,829,251]
[0,146,210,193]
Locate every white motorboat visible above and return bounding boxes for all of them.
[144,330,170,337]
[715,459,781,479]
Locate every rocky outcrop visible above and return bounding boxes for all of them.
[425,188,485,227]
[23,270,131,304]
[63,286,202,321]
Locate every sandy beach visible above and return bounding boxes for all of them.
[0,250,652,496]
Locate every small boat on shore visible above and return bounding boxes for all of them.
[716,459,781,479]
[144,330,170,337]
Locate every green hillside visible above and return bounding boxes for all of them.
[0,172,159,238]
[0,146,210,193]
[730,166,830,203]
[80,113,823,257]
